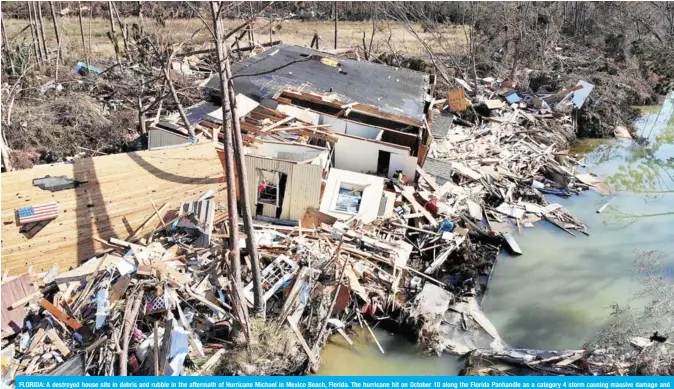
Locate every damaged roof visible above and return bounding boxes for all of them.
[206,44,431,121]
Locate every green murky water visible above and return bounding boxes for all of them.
[319,93,674,373]
[318,327,462,376]
[482,94,674,350]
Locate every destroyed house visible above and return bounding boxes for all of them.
[243,141,330,222]
[205,44,436,179]
[147,98,333,223]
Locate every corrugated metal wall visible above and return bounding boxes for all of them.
[288,163,322,221]
[148,128,190,150]
[245,155,322,221]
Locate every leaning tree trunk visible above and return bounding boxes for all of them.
[210,1,242,286]
[107,1,121,65]
[224,43,265,317]
[0,15,15,74]
[162,58,196,139]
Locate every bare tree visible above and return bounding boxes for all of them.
[78,1,88,66]
[0,14,15,74]
[333,1,338,50]
[48,2,62,64]
[27,1,41,63]
[107,1,122,64]
[111,2,130,60]
[35,2,48,61]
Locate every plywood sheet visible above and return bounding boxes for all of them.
[1,143,226,275]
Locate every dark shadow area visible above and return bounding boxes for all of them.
[127,150,222,186]
[74,157,114,271]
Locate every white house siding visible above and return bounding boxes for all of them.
[332,134,417,178]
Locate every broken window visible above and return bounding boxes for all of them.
[334,183,364,214]
[256,169,280,206]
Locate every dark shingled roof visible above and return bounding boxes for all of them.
[206,44,431,120]
[422,158,455,185]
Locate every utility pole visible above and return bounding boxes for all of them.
[210,0,253,336]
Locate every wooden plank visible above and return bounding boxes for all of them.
[286,317,319,365]
[9,291,42,309]
[127,202,168,241]
[45,328,71,357]
[109,275,131,303]
[39,299,83,331]
[261,116,294,132]
[400,186,438,227]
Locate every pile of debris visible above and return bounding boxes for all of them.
[1,44,631,380]
[463,335,674,376]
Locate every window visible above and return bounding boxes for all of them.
[334,183,365,214]
[256,169,280,206]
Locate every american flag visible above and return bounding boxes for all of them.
[17,202,59,224]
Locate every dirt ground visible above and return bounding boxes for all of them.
[3,17,467,63]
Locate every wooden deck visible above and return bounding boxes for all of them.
[1,143,226,275]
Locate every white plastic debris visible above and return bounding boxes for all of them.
[95,287,110,330]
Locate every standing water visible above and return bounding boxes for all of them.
[482,94,674,350]
[318,328,462,376]
[318,93,674,372]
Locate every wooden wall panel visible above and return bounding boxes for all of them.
[1,143,226,275]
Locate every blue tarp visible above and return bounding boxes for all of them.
[72,62,102,75]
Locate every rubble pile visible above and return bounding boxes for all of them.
[2,44,659,380]
[463,336,674,376]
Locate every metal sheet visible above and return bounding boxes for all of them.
[148,128,190,150]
